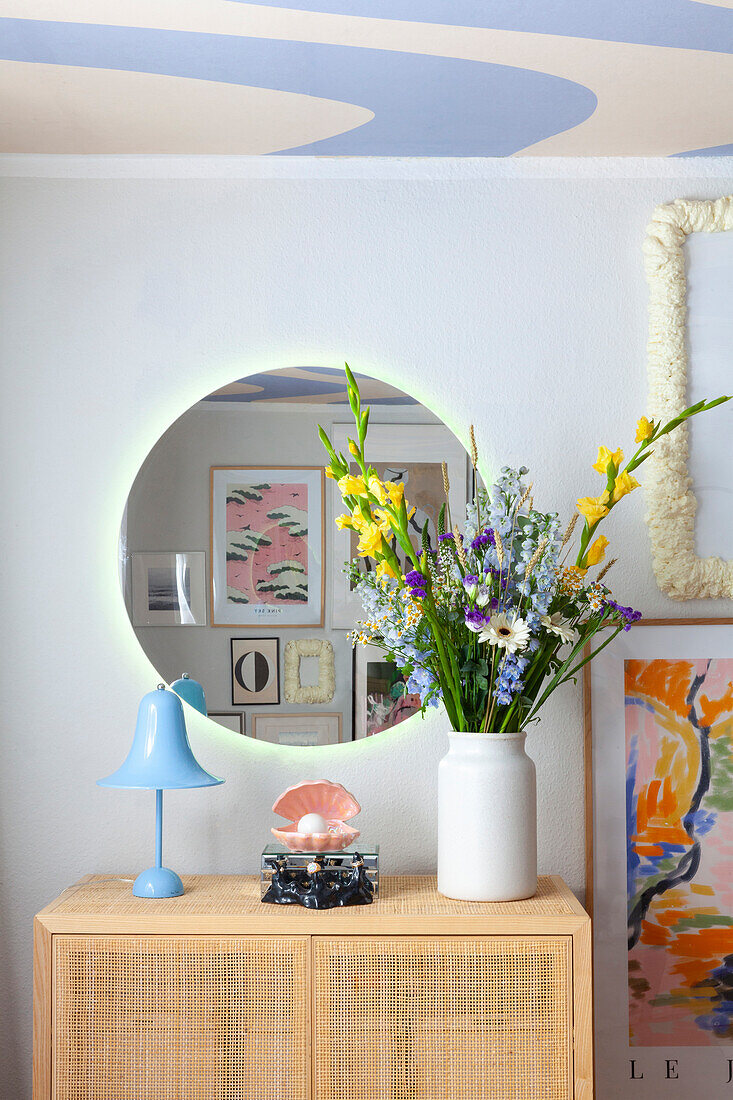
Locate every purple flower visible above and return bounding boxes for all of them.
[470,528,496,550]
[438,532,454,543]
[464,609,486,632]
[603,599,642,631]
[410,588,428,600]
[404,569,426,586]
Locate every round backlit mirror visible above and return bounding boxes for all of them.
[120,366,470,745]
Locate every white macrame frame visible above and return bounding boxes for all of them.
[643,195,733,600]
[283,638,336,704]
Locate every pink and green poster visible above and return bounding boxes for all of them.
[211,467,323,626]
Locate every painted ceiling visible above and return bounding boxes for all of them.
[1,1,733,156]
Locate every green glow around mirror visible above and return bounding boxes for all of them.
[119,365,472,748]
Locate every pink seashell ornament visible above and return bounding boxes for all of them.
[271,779,361,852]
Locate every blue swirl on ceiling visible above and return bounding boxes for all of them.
[675,142,733,156]
[204,367,418,403]
[0,18,596,155]
[225,0,733,54]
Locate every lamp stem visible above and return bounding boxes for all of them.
[155,788,163,870]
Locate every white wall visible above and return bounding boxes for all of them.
[1,156,733,1096]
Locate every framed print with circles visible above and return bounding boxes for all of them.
[231,637,280,706]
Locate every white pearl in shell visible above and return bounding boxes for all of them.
[298,812,327,834]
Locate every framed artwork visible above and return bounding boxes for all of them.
[211,466,324,627]
[644,197,733,600]
[231,637,280,706]
[353,643,421,739]
[207,711,246,736]
[329,423,469,628]
[251,713,342,746]
[283,638,335,704]
[586,619,733,1097]
[131,552,206,626]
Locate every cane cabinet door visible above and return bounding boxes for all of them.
[52,935,310,1100]
[313,936,574,1100]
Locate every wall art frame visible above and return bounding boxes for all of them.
[329,423,469,629]
[231,637,280,706]
[131,551,207,627]
[251,712,342,746]
[585,618,733,1099]
[210,466,324,628]
[353,642,422,739]
[283,638,335,704]
[643,197,733,600]
[207,711,246,736]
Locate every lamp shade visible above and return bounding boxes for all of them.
[98,685,223,790]
[171,673,207,715]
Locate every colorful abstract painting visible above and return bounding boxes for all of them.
[226,481,309,606]
[211,466,323,626]
[626,658,733,1046]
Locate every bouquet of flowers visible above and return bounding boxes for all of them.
[318,366,730,734]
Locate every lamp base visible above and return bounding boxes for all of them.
[133,866,184,898]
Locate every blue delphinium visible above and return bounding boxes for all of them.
[494,652,529,706]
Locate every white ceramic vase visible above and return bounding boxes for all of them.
[437,730,537,902]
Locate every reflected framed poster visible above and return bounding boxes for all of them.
[353,642,421,739]
[231,637,280,706]
[251,712,342,746]
[587,619,733,1097]
[131,551,206,626]
[211,466,324,627]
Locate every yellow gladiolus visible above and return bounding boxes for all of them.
[374,508,393,535]
[325,466,338,480]
[348,439,360,457]
[356,523,385,557]
[585,535,608,567]
[592,446,624,476]
[376,559,397,579]
[384,480,405,506]
[335,513,354,530]
[611,470,640,504]
[577,496,609,524]
[350,508,370,532]
[635,416,654,442]
[368,476,387,505]
[337,474,367,497]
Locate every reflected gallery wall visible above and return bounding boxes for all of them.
[121,365,469,744]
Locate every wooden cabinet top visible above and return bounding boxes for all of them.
[36,874,588,936]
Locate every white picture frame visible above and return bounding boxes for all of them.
[210,466,324,627]
[283,638,335,704]
[251,712,342,746]
[643,196,733,600]
[353,642,422,739]
[329,423,469,629]
[131,551,206,626]
[587,619,733,1098]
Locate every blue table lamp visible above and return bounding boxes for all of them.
[98,685,223,898]
[171,673,207,715]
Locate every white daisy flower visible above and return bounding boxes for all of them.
[478,612,530,653]
[540,612,576,645]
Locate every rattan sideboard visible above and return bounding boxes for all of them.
[34,874,592,1100]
